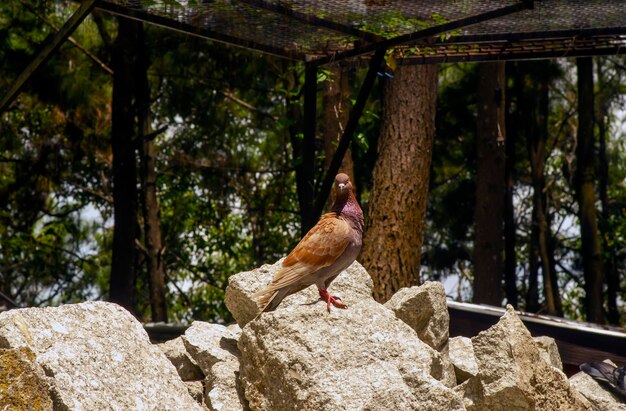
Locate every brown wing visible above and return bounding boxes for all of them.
[253,213,352,297]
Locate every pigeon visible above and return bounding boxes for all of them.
[253,173,363,314]
[580,361,626,399]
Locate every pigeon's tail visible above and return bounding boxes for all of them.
[252,286,289,314]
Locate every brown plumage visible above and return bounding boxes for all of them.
[253,173,364,314]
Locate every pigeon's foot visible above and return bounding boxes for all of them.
[318,288,347,313]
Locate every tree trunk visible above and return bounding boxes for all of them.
[323,65,353,208]
[503,62,518,308]
[473,62,506,306]
[523,61,562,316]
[361,64,438,303]
[595,62,620,325]
[575,57,604,323]
[136,24,167,323]
[109,18,139,312]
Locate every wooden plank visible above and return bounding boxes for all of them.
[0,0,98,114]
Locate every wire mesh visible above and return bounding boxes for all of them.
[98,0,626,62]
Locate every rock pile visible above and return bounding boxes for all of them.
[1,261,623,410]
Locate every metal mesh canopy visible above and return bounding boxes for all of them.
[96,0,626,64]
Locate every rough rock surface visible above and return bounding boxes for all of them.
[182,321,247,411]
[447,336,478,383]
[225,259,373,327]
[239,299,463,410]
[186,380,207,407]
[569,360,626,411]
[384,281,449,350]
[533,336,563,370]
[0,346,53,411]
[456,305,591,410]
[159,336,205,381]
[0,301,202,411]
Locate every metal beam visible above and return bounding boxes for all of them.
[301,63,318,233]
[96,1,303,61]
[312,47,386,219]
[310,0,534,66]
[231,0,381,43]
[0,0,97,114]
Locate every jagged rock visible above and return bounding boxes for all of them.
[182,322,240,374]
[447,336,478,383]
[533,336,563,370]
[206,359,248,411]
[0,347,53,411]
[159,336,205,381]
[384,282,449,350]
[569,360,626,410]
[225,259,373,327]
[186,380,207,407]
[239,298,464,410]
[182,321,248,411]
[0,302,202,411]
[457,305,591,410]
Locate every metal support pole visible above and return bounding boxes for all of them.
[300,63,318,233]
[0,0,97,114]
[312,47,386,218]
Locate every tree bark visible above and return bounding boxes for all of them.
[109,18,139,312]
[473,62,506,306]
[575,57,604,323]
[136,24,167,323]
[323,65,353,208]
[361,64,438,303]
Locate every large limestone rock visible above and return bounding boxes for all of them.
[0,346,53,411]
[447,336,478,383]
[384,281,449,350]
[182,321,248,411]
[225,259,373,327]
[0,301,202,411]
[237,295,463,409]
[456,305,591,410]
[569,360,626,411]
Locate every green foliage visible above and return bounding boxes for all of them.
[1,0,624,326]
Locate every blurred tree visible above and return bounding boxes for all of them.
[322,64,354,193]
[135,22,167,322]
[575,57,604,323]
[473,62,505,306]
[109,17,139,314]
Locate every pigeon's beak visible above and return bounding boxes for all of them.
[338,183,346,192]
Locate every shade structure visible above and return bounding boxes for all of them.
[95,0,626,64]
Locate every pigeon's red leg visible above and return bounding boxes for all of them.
[318,288,347,312]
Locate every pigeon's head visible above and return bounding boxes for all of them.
[334,173,353,197]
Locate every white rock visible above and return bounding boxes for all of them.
[458,305,591,410]
[182,321,247,410]
[384,282,450,350]
[239,298,464,410]
[0,301,202,411]
[447,336,478,383]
